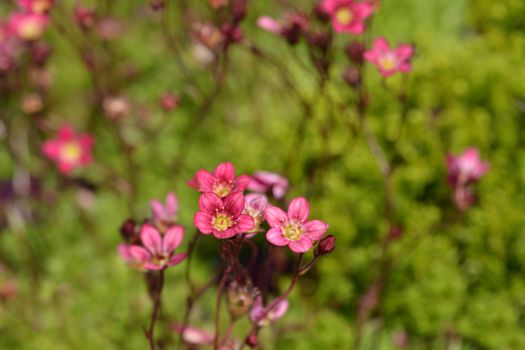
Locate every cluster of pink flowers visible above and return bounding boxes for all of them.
[191,162,329,253]
[445,147,490,210]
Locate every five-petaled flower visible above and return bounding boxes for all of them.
[119,224,186,270]
[194,192,255,239]
[321,0,374,34]
[265,197,329,253]
[42,125,93,175]
[250,295,289,327]
[151,192,179,229]
[247,171,289,200]
[9,13,48,41]
[364,37,414,77]
[188,162,251,198]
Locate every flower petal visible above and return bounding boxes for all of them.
[167,252,187,267]
[250,295,265,324]
[194,212,213,234]
[198,192,223,213]
[190,170,215,192]
[214,162,235,182]
[163,225,184,253]
[269,299,289,321]
[266,227,288,246]
[396,44,414,61]
[224,192,245,217]
[213,228,237,239]
[265,205,288,227]
[288,236,313,253]
[150,199,165,220]
[287,197,310,223]
[141,224,162,254]
[234,214,255,233]
[128,245,151,262]
[235,175,251,191]
[42,140,60,158]
[257,16,281,34]
[165,192,179,216]
[303,220,329,241]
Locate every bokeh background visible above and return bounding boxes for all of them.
[1,0,525,349]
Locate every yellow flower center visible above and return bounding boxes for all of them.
[60,142,81,163]
[213,181,232,197]
[379,54,397,71]
[335,8,354,25]
[213,213,232,231]
[19,20,43,41]
[283,223,303,241]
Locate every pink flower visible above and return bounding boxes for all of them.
[364,37,414,77]
[257,13,309,45]
[446,147,490,186]
[42,125,93,175]
[243,194,268,234]
[188,162,251,198]
[250,295,288,327]
[119,224,186,270]
[247,171,289,200]
[257,16,281,34]
[171,324,213,345]
[321,0,374,34]
[445,147,489,211]
[18,0,54,13]
[9,13,48,41]
[150,192,179,228]
[265,197,328,253]
[194,192,255,239]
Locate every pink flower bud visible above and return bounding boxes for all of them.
[314,234,335,256]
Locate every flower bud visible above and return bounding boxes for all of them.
[21,93,44,115]
[314,3,331,22]
[159,92,180,112]
[343,66,361,89]
[150,0,165,11]
[74,4,97,31]
[103,95,131,121]
[120,218,137,242]
[232,0,248,23]
[226,280,257,320]
[345,41,366,66]
[245,332,258,348]
[314,235,335,257]
[307,31,331,53]
[30,42,52,67]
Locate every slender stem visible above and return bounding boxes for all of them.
[214,266,232,350]
[145,269,165,350]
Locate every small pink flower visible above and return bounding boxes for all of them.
[322,0,374,34]
[42,125,93,175]
[257,16,281,34]
[18,0,54,13]
[250,295,288,327]
[446,147,490,186]
[247,171,289,200]
[150,192,179,228]
[243,194,268,234]
[364,37,414,77]
[194,192,255,239]
[171,324,213,345]
[257,13,309,45]
[188,162,251,198]
[119,224,186,270]
[265,197,328,253]
[9,13,48,41]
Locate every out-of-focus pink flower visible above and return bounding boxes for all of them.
[247,171,289,200]
[18,0,54,13]
[74,4,97,30]
[445,147,489,210]
[103,95,131,120]
[250,295,288,327]
[9,13,48,41]
[119,224,186,270]
[265,197,328,253]
[243,194,268,234]
[150,192,178,228]
[96,17,124,40]
[171,324,214,345]
[42,125,93,175]
[160,92,180,112]
[194,192,255,239]
[364,37,414,77]
[257,13,309,45]
[321,0,374,34]
[188,162,251,198]
[446,147,490,186]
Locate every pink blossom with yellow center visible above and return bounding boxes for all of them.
[321,0,374,34]
[265,197,329,253]
[188,162,251,198]
[42,125,93,175]
[364,37,414,77]
[9,13,48,41]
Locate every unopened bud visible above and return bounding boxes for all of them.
[103,95,131,120]
[74,4,97,31]
[343,66,361,89]
[120,218,137,242]
[345,41,366,66]
[314,3,331,22]
[160,92,180,112]
[232,0,248,23]
[150,0,165,11]
[315,235,335,257]
[307,31,331,52]
[245,331,258,348]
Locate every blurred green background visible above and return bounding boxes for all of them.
[1,0,525,349]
